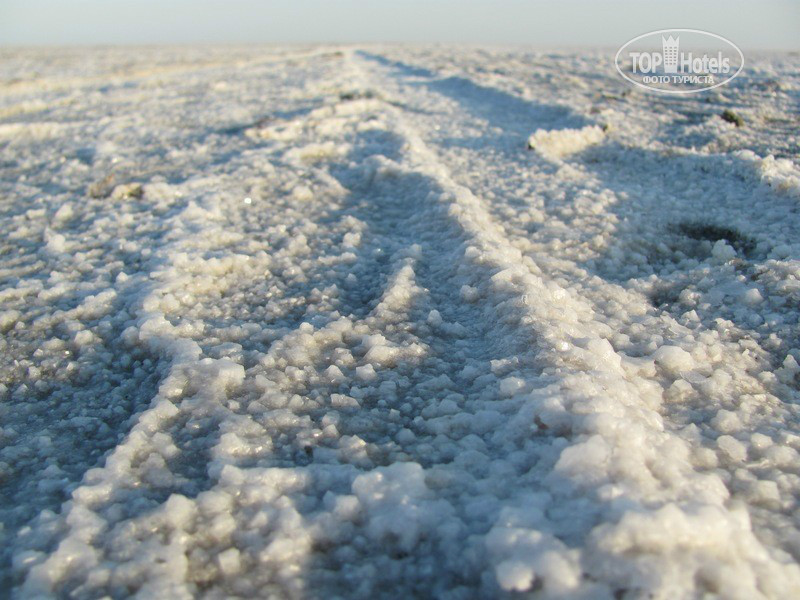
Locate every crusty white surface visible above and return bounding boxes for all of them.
[1,45,799,598]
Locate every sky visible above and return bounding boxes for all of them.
[0,0,798,50]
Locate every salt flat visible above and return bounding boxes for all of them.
[1,45,799,598]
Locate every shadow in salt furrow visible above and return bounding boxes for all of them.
[325,131,486,347]
[356,50,600,235]
[289,127,552,594]
[358,51,592,154]
[356,52,438,79]
[320,128,413,319]
[155,142,414,368]
[424,76,589,141]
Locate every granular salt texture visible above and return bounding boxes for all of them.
[2,45,800,598]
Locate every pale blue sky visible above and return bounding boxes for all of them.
[1,0,797,50]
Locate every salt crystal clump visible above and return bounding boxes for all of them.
[717,435,747,462]
[495,560,534,592]
[43,228,67,254]
[711,240,736,262]
[427,309,443,327]
[711,409,742,434]
[0,310,20,333]
[776,355,799,384]
[499,376,526,397]
[352,463,454,552]
[741,288,763,306]
[460,284,479,302]
[216,548,240,575]
[323,365,346,384]
[53,203,74,223]
[652,345,694,376]
[527,125,605,159]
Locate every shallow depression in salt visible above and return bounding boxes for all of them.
[1,45,800,599]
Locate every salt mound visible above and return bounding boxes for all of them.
[528,124,605,159]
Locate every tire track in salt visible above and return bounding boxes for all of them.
[357,49,800,574]
[351,49,800,598]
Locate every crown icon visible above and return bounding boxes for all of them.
[662,35,680,73]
